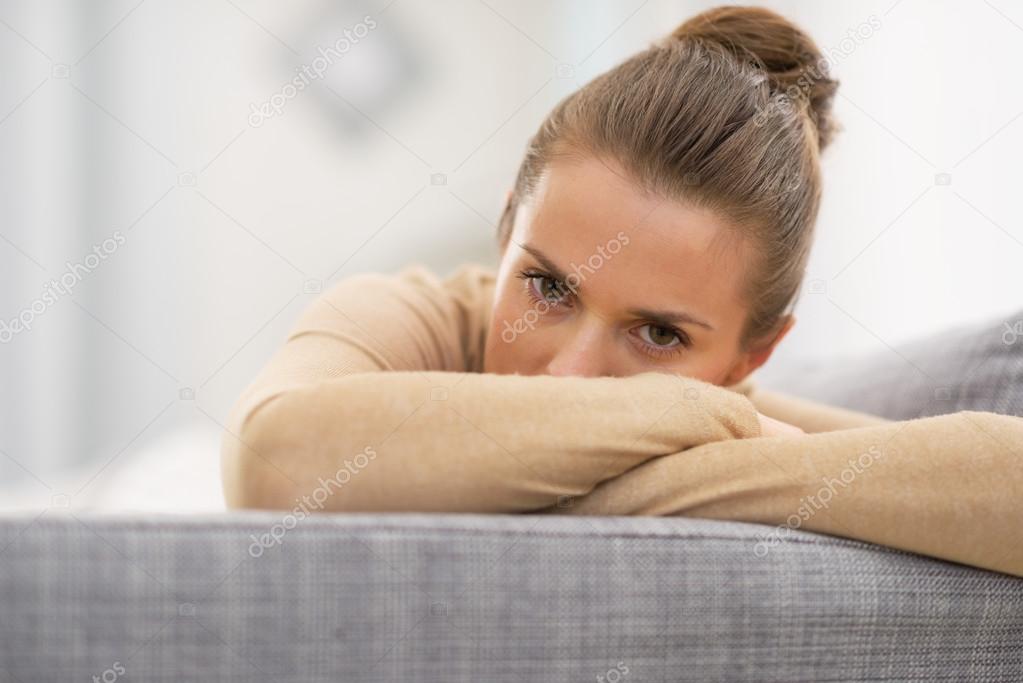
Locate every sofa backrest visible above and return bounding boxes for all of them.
[768,309,1023,420]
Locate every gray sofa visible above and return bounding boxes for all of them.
[2,311,1021,682]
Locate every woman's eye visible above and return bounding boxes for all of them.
[529,275,571,304]
[637,323,683,348]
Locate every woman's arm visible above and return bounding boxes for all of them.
[724,373,889,433]
[221,265,762,513]
[745,385,891,432]
[550,410,1023,576]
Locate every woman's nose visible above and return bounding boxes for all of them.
[544,318,610,378]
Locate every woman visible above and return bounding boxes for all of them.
[222,6,1022,575]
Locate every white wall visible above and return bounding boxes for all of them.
[1,0,1020,509]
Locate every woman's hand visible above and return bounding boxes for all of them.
[756,412,806,437]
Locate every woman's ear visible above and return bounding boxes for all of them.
[721,314,796,386]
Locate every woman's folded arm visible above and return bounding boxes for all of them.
[745,385,891,432]
[550,410,1023,576]
[220,267,762,513]
[222,355,762,513]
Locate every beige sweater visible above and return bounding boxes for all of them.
[222,263,1023,576]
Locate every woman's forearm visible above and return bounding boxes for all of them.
[746,386,891,433]
[221,369,762,513]
[551,411,1023,576]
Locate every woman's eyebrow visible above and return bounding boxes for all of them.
[627,307,714,331]
[518,243,570,282]
[518,241,714,332]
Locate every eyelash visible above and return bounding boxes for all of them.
[514,268,693,358]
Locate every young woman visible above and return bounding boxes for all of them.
[222,7,1022,576]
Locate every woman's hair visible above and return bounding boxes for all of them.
[496,5,840,348]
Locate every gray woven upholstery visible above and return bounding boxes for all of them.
[1,512,1021,682]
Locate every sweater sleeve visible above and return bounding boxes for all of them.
[744,385,890,432]
[722,373,889,433]
[550,410,1023,577]
[220,263,762,513]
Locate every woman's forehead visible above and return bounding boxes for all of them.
[513,156,752,310]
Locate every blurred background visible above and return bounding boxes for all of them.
[1,0,1021,511]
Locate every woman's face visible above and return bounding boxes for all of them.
[483,155,789,385]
